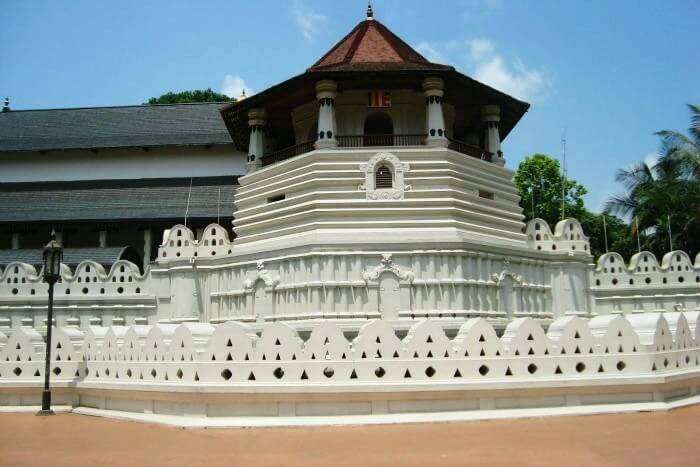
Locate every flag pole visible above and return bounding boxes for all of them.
[561,131,566,220]
[667,214,673,251]
[602,215,609,253]
[635,216,641,253]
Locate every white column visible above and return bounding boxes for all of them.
[314,80,338,149]
[482,105,504,166]
[143,228,152,269]
[98,230,107,248]
[11,233,20,249]
[423,77,449,148]
[246,108,266,172]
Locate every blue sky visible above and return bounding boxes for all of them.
[2,0,698,211]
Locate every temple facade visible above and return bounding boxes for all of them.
[0,7,698,424]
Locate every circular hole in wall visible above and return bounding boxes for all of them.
[117,287,124,294]
[527,363,538,374]
[82,287,88,294]
[616,361,626,371]
[273,367,285,379]
[323,367,334,378]
[374,367,386,378]
[576,362,586,373]
[478,365,489,376]
[425,366,436,377]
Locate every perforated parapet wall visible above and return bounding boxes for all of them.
[0,258,155,329]
[1,219,699,331]
[0,311,697,385]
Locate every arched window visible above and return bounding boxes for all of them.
[375,165,393,188]
[364,112,394,146]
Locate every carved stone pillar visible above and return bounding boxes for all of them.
[422,77,449,148]
[247,108,266,172]
[314,80,338,149]
[482,104,504,166]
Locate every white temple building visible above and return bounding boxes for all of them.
[0,6,698,425]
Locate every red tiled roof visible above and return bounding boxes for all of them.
[308,19,452,72]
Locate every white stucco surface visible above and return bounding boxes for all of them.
[0,145,246,183]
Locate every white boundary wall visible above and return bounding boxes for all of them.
[0,312,698,423]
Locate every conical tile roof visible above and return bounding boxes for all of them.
[308,18,451,72]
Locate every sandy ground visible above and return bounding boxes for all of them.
[1,406,699,467]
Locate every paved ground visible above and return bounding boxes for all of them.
[1,406,699,467]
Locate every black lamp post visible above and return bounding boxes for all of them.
[37,231,63,416]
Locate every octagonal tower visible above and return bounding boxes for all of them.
[201,8,591,326]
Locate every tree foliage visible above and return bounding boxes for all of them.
[605,104,700,259]
[513,154,587,227]
[579,211,637,259]
[513,153,635,259]
[145,88,232,105]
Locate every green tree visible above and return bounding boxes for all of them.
[513,154,588,227]
[145,88,232,105]
[604,105,700,258]
[579,211,637,259]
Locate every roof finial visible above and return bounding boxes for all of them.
[1,97,9,113]
[366,2,374,20]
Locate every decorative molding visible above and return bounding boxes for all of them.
[362,254,414,283]
[359,152,410,200]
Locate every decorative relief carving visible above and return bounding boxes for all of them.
[359,152,410,200]
[491,257,523,284]
[362,254,415,283]
[244,261,280,289]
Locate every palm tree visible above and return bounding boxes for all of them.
[605,105,700,258]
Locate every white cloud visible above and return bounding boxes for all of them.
[466,39,548,102]
[221,75,251,98]
[467,38,494,60]
[414,42,446,64]
[644,152,660,171]
[292,0,326,41]
[412,37,549,102]
[472,56,546,102]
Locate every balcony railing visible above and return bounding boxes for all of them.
[336,134,426,148]
[261,140,315,166]
[448,138,492,162]
[260,135,492,167]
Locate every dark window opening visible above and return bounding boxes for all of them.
[267,194,286,203]
[478,190,495,200]
[375,165,393,189]
[363,112,394,146]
